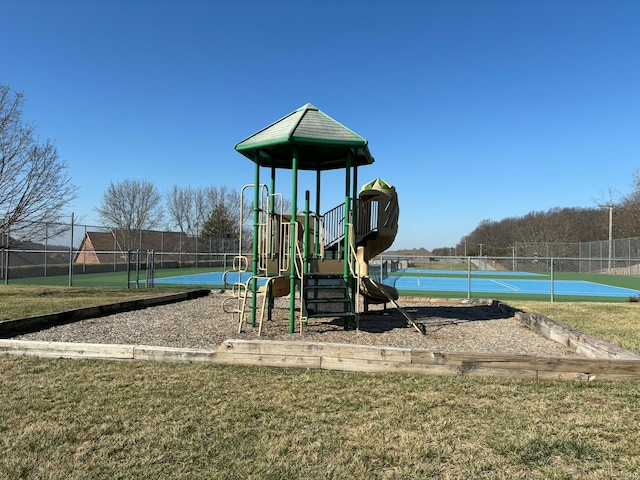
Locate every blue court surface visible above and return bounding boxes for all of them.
[155,272,267,286]
[385,275,639,297]
[154,270,639,298]
[398,269,547,277]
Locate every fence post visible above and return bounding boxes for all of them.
[550,258,554,302]
[68,212,74,287]
[146,250,154,288]
[126,250,131,289]
[44,223,48,277]
[0,241,3,284]
[3,227,8,285]
[82,224,87,273]
[467,256,471,299]
[136,249,141,288]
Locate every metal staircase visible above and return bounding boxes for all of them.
[302,273,354,326]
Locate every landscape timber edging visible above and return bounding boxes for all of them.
[1,295,640,382]
[1,338,640,382]
[0,289,211,337]
[494,301,640,361]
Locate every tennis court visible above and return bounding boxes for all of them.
[154,269,639,300]
[387,274,638,297]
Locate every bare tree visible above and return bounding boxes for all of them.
[0,85,77,242]
[96,179,163,251]
[166,184,250,242]
[165,184,297,253]
[456,207,610,258]
[616,169,640,238]
[166,185,198,235]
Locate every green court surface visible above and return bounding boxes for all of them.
[6,267,225,289]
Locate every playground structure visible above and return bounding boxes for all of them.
[223,103,419,334]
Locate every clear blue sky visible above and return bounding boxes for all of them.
[2,0,638,250]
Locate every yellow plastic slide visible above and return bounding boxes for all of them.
[356,178,400,303]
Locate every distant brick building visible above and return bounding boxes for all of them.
[74,230,197,265]
[74,230,238,265]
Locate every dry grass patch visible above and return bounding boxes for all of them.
[0,286,174,320]
[511,301,640,354]
[1,356,639,479]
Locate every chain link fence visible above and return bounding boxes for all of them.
[3,221,640,301]
[514,238,640,263]
[0,221,240,286]
[373,254,640,302]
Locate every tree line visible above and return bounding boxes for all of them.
[95,179,250,246]
[431,171,640,256]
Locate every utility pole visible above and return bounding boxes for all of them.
[598,203,613,271]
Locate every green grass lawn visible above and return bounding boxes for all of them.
[1,287,640,478]
[1,357,639,479]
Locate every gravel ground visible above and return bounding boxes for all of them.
[13,291,576,357]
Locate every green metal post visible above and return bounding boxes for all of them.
[304,190,310,274]
[270,166,276,255]
[251,155,260,328]
[289,149,298,334]
[343,152,352,329]
[269,166,276,322]
[352,165,358,250]
[343,152,351,283]
[315,170,321,258]
[270,167,276,214]
[351,165,358,318]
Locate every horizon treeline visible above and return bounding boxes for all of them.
[429,169,640,256]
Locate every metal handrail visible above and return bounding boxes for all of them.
[321,202,345,250]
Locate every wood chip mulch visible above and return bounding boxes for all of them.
[13,292,576,357]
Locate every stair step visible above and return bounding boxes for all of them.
[305,283,346,290]
[304,292,349,300]
[305,278,345,284]
[305,298,350,305]
[305,311,354,319]
[304,274,344,279]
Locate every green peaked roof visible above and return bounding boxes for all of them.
[234,103,374,171]
[361,178,393,191]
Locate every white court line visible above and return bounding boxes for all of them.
[489,279,520,291]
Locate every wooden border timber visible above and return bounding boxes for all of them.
[2,338,640,382]
[1,296,639,382]
[516,312,640,360]
[0,289,211,337]
[494,301,640,361]
[218,339,640,382]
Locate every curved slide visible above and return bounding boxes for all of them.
[356,179,424,333]
[356,178,400,304]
